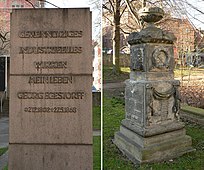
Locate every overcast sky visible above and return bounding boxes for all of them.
[185,0,204,30]
[45,0,204,32]
[45,0,90,8]
[45,0,101,40]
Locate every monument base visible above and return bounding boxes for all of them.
[114,124,194,164]
[9,144,92,170]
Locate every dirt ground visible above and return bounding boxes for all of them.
[104,74,204,109]
[179,76,204,108]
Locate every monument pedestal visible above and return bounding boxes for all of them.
[114,6,193,164]
[114,123,192,163]
[114,79,193,163]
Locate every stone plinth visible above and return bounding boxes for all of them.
[114,126,192,163]
[9,9,92,169]
[114,14,193,163]
[114,78,193,163]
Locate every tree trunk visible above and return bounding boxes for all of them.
[112,0,121,74]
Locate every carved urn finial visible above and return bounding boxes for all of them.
[139,5,164,27]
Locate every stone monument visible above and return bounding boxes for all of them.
[114,5,193,163]
[9,9,92,169]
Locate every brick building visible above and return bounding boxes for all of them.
[0,0,44,92]
[158,18,195,58]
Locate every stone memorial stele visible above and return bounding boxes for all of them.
[9,8,92,170]
[114,5,193,163]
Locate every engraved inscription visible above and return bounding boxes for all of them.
[24,106,77,113]
[34,61,67,69]
[19,46,82,54]
[131,47,143,71]
[17,91,85,99]
[28,76,73,84]
[161,100,168,121]
[19,30,83,38]
[17,27,85,115]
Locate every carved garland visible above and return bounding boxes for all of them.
[152,87,175,100]
[152,86,180,114]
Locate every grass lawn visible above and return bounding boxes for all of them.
[103,66,204,80]
[0,147,8,156]
[94,136,101,170]
[0,147,8,170]
[103,96,204,170]
[93,106,101,130]
[93,105,101,169]
[174,67,204,78]
[103,66,129,82]
[3,165,8,170]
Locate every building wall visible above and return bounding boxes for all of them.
[0,0,43,91]
[0,0,41,8]
[93,44,101,91]
[158,18,195,60]
[0,0,42,32]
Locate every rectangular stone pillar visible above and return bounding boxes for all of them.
[9,8,92,170]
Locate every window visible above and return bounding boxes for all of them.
[11,3,24,8]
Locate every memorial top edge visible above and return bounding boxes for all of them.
[11,8,91,11]
[128,27,176,45]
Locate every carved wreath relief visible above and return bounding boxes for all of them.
[151,46,170,71]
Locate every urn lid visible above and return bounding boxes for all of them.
[139,7,164,23]
[128,6,176,45]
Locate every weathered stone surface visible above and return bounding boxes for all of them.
[114,127,193,163]
[117,74,191,164]
[9,8,93,169]
[9,144,92,170]
[10,8,92,75]
[129,44,175,73]
[128,27,176,45]
[9,75,92,144]
[121,119,185,137]
[114,5,193,164]
[124,79,180,128]
[119,125,187,147]
[138,7,164,23]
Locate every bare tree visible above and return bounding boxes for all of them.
[0,10,10,55]
[0,32,10,55]
[103,0,127,74]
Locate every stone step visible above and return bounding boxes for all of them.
[180,105,204,125]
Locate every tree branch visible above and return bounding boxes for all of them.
[124,0,141,27]
[119,4,127,18]
[103,14,114,26]
[108,0,115,14]
[120,27,131,35]
[25,0,35,8]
